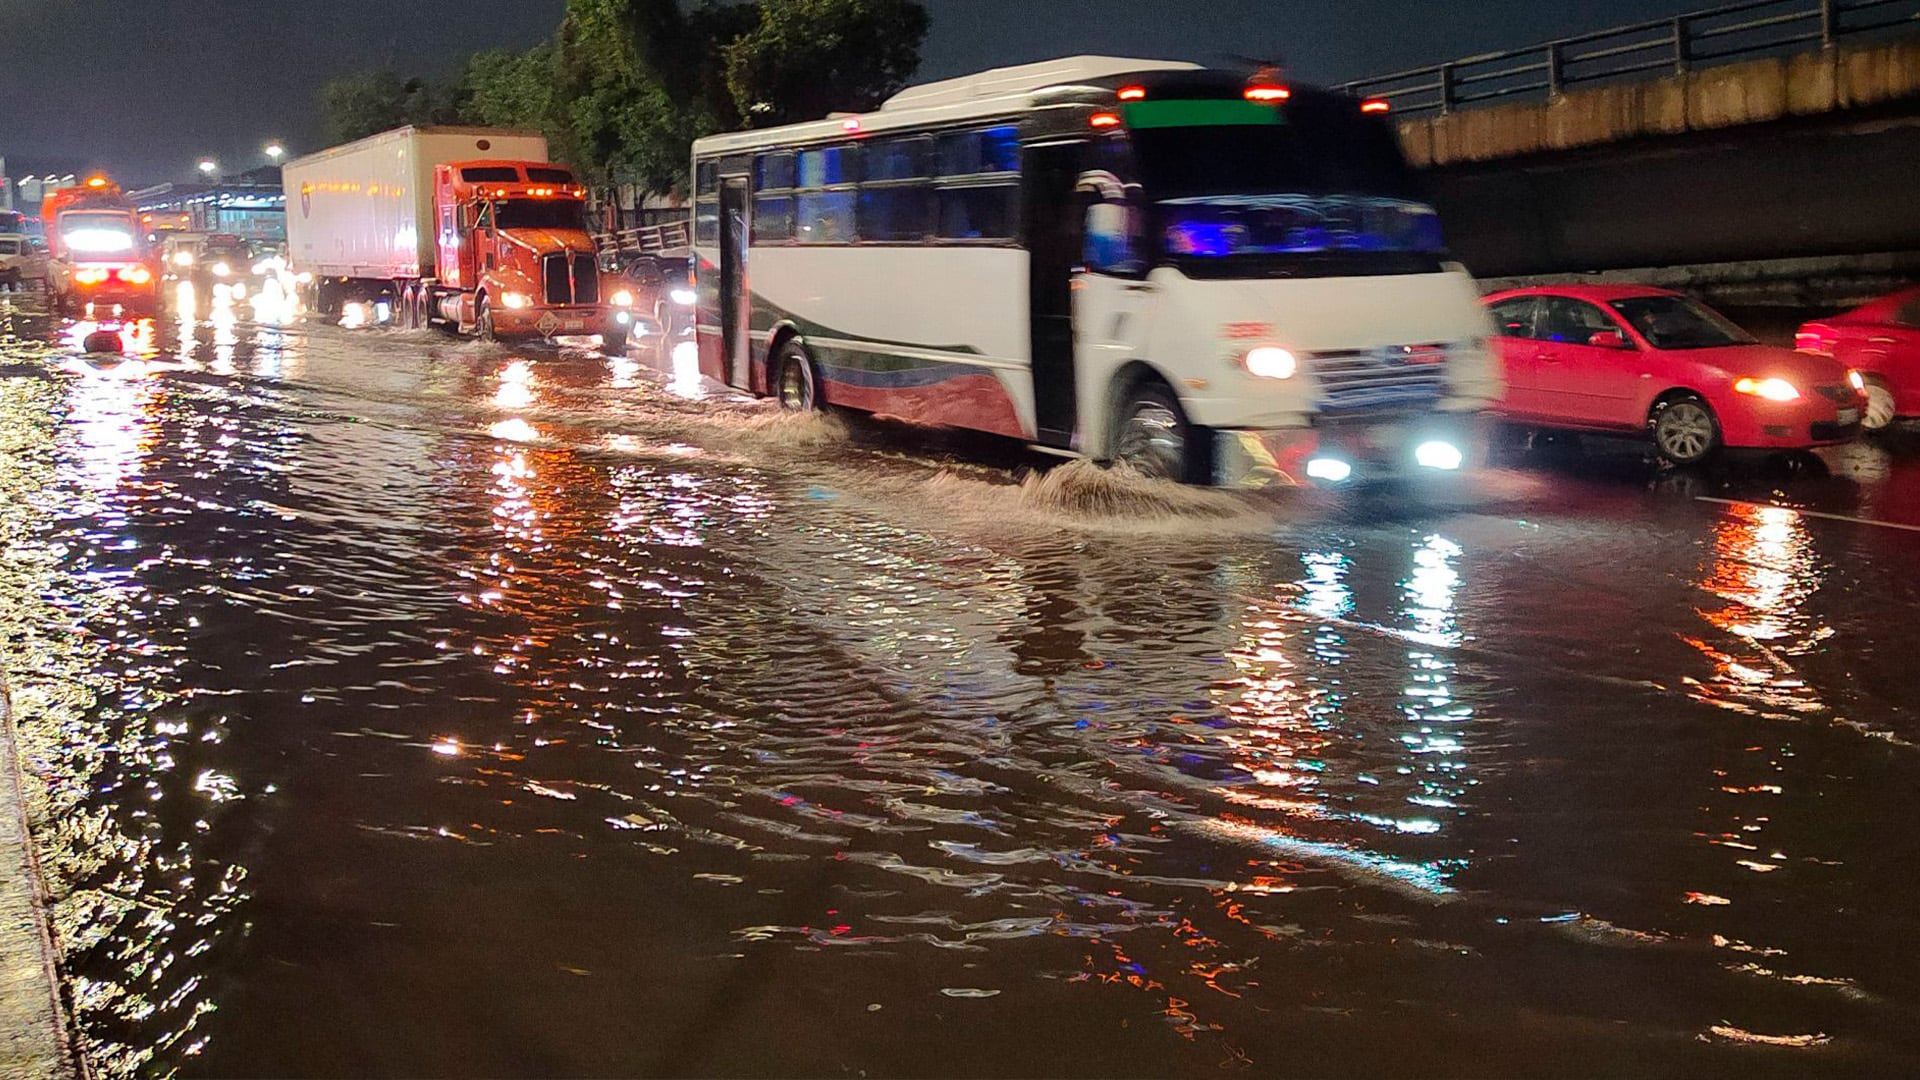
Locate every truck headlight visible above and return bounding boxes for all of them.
[501,292,532,310]
[212,262,231,277]
[670,287,697,306]
[610,289,635,307]
[1240,346,1297,380]
[173,251,194,267]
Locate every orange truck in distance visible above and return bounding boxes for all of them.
[44,176,160,317]
[283,126,633,349]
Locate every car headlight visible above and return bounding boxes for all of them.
[1847,369,1867,392]
[670,287,697,306]
[1733,377,1800,402]
[1240,345,1297,380]
[501,292,532,310]
[610,289,635,307]
[212,262,231,277]
[173,251,194,267]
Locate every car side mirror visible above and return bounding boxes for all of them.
[1588,330,1628,349]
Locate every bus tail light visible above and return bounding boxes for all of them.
[1245,85,1291,102]
[1090,112,1121,128]
[1361,98,1392,114]
[1117,86,1147,101]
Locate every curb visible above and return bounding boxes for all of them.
[0,672,82,1080]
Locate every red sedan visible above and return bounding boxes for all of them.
[1485,285,1865,466]
[1795,286,1920,432]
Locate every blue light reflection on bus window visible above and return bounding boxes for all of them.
[1163,195,1445,258]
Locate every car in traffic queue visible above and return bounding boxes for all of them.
[614,253,696,363]
[1484,285,1866,465]
[0,233,48,293]
[1795,286,1920,433]
[166,233,274,304]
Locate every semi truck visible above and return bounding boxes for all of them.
[283,126,632,349]
[43,177,159,316]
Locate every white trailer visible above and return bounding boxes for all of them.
[284,126,549,282]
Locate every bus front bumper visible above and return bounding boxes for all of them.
[1214,413,1488,489]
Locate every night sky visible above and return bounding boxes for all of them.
[1,0,1715,183]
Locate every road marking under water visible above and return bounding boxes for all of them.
[1695,497,1920,534]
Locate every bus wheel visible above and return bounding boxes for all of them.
[1115,383,1206,484]
[775,341,820,412]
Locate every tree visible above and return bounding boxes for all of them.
[319,70,458,145]
[724,0,929,128]
[463,45,557,131]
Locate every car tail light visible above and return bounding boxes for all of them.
[1795,327,1835,356]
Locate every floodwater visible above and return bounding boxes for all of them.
[3,293,1920,1078]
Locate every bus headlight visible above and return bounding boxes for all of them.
[1415,440,1464,471]
[1306,457,1353,483]
[501,292,532,310]
[670,287,697,306]
[610,289,635,307]
[1241,346,1297,380]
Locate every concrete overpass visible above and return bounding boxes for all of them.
[1345,0,1920,307]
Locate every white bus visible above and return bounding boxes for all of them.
[689,57,1501,486]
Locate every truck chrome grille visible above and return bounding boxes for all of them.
[542,254,571,305]
[1308,344,1449,412]
[572,254,599,305]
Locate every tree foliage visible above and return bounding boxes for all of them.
[725,0,930,128]
[319,71,460,145]
[316,0,929,193]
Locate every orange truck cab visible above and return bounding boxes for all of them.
[426,161,629,345]
[43,177,159,316]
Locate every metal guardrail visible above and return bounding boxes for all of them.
[1342,0,1920,117]
[595,220,692,259]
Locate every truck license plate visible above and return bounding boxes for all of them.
[563,319,585,331]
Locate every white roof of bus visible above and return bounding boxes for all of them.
[694,55,1202,155]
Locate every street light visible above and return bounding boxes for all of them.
[264,143,285,162]
[198,159,219,177]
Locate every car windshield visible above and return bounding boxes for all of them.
[1609,296,1755,349]
[495,199,588,232]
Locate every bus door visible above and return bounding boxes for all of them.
[719,177,751,390]
[1024,141,1084,450]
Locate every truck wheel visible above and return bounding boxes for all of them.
[475,297,497,342]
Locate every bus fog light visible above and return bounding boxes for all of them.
[1307,457,1353,483]
[1416,440,1464,471]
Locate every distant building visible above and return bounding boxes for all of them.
[0,157,9,213]
[18,174,77,212]
[129,177,286,244]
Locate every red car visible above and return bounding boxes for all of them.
[1795,286,1920,432]
[1484,285,1865,465]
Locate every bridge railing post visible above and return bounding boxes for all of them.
[1819,0,1836,46]
[1547,41,1565,96]
[1439,63,1456,114]
[1673,16,1692,75]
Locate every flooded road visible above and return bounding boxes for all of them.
[4,293,1920,1077]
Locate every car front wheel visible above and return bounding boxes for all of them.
[1862,377,1897,432]
[1652,395,1721,466]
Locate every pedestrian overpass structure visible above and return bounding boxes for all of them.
[1345,0,1920,305]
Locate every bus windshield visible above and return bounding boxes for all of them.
[495,199,588,232]
[1127,96,1443,268]
[60,211,138,255]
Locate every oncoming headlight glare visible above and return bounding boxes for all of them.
[1242,346,1296,380]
